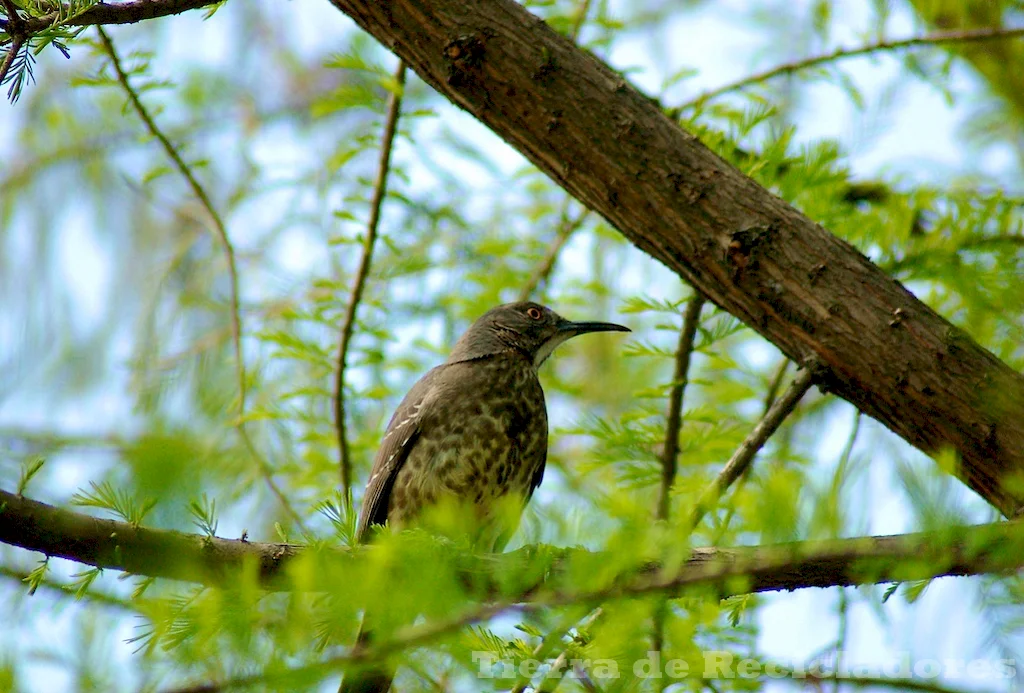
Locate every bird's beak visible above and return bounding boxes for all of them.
[533,318,630,367]
[556,319,631,337]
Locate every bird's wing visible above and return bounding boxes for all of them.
[355,367,441,542]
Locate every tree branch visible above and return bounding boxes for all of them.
[97,27,306,531]
[708,358,797,543]
[651,293,704,689]
[0,0,26,100]
[687,363,818,532]
[656,294,705,521]
[0,33,24,98]
[679,26,1024,111]
[0,488,303,588]
[517,203,590,302]
[323,0,1024,518]
[516,4,593,305]
[333,60,406,509]
[0,0,219,35]
[3,488,1024,600]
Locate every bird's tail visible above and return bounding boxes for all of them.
[338,627,394,693]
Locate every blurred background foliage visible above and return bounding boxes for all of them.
[1,0,1023,690]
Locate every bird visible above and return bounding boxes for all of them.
[338,301,629,693]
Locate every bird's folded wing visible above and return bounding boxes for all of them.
[355,368,442,541]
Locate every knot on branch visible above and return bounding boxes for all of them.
[444,33,485,87]
[726,223,777,279]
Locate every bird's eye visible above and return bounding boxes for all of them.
[526,307,543,320]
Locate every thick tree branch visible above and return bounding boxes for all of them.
[324,0,1024,517]
[516,1,593,305]
[3,488,1024,600]
[0,489,302,588]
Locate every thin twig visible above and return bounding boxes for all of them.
[760,359,791,414]
[518,204,590,302]
[828,410,862,508]
[656,294,705,520]
[789,669,979,693]
[162,599,525,693]
[650,600,669,693]
[0,0,22,22]
[534,608,604,693]
[509,608,603,693]
[334,60,406,509]
[96,28,241,402]
[710,358,793,543]
[686,362,818,532]
[679,25,1024,111]
[833,589,850,693]
[96,28,306,531]
[2,0,218,34]
[567,0,591,42]
[652,294,703,691]
[570,663,602,693]
[0,0,25,95]
[0,36,22,92]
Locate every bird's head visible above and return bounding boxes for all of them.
[447,301,630,368]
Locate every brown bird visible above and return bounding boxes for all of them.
[339,301,629,693]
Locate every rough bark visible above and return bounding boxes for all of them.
[0,488,300,588]
[0,0,216,34]
[3,489,1024,598]
[326,0,1024,516]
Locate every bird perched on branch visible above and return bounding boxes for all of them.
[339,301,629,693]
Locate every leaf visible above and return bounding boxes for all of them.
[68,567,102,599]
[24,559,48,596]
[16,456,45,495]
[188,494,218,537]
[71,481,156,527]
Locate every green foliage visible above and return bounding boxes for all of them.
[15,455,45,495]
[23,557,48,596]
[68,567,102,599]
[188,494,218,538]
[1,0,1022,691]
[1,0,95,102]
[71,481,157,528]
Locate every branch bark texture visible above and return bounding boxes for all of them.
[0,489,300,588]
[3,489,1024,600]
[326,0,1024,516]
[1,0,218,34]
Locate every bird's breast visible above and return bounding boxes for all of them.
[386,356,547,547]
